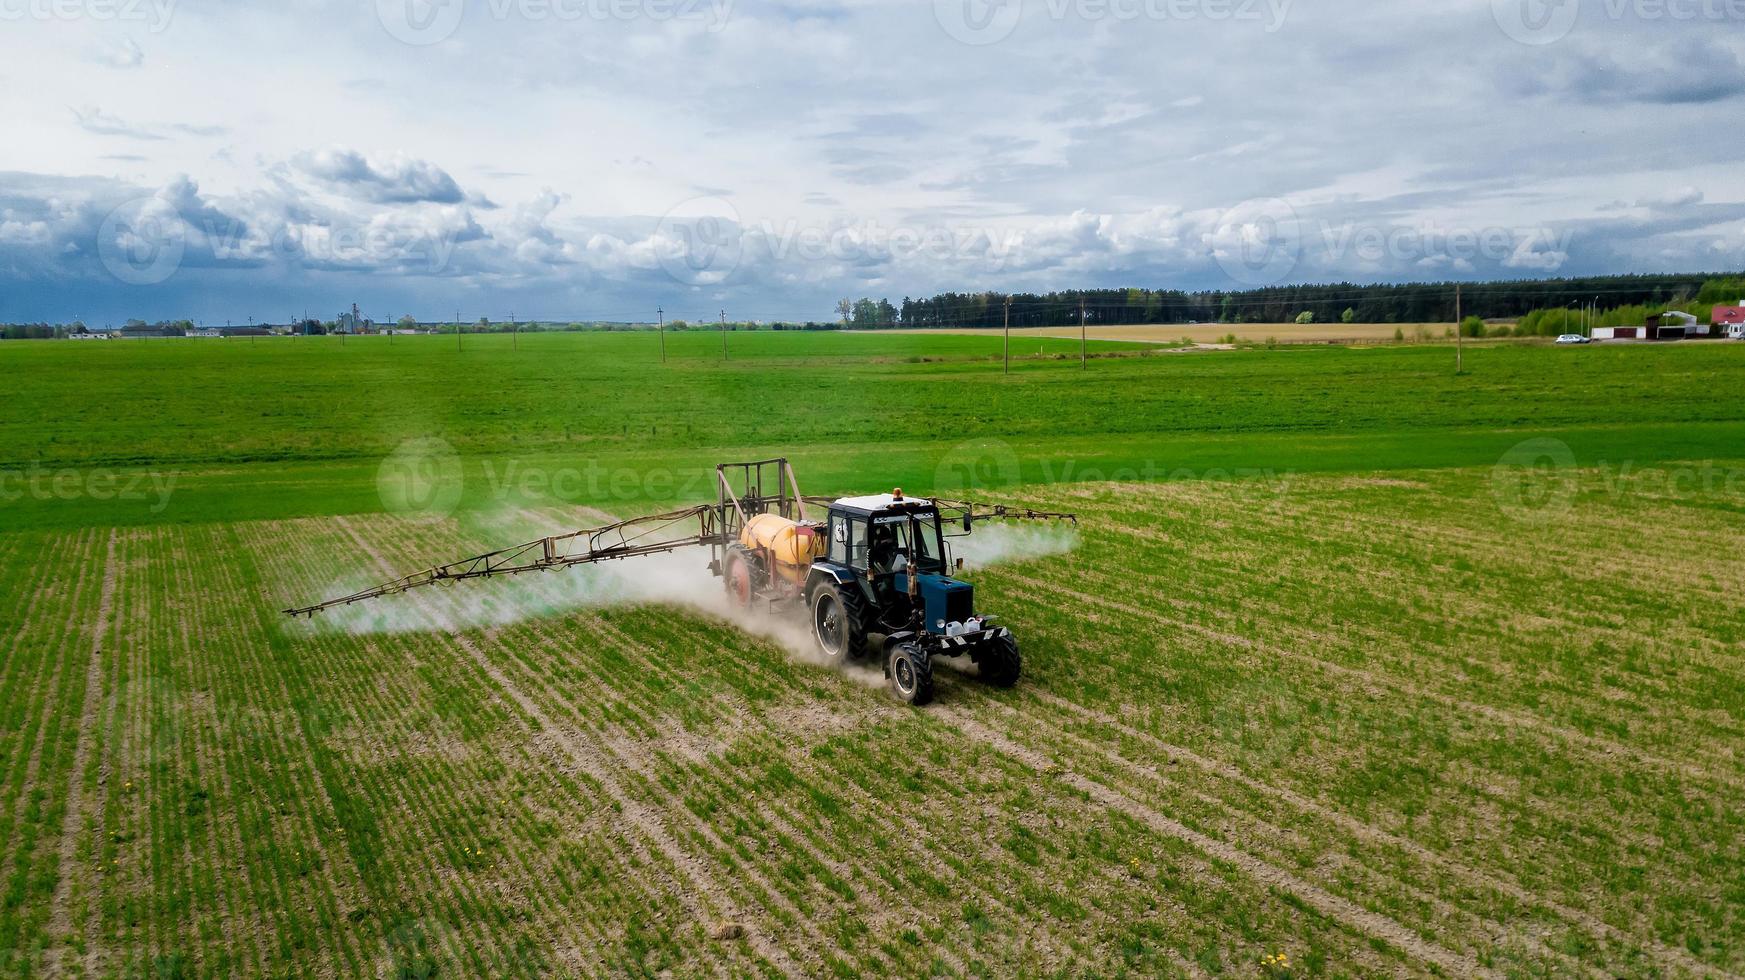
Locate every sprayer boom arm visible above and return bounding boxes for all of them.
[931,499,1078,528]
[283,505,724,618]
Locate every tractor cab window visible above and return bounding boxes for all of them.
[838,516,868,569]
[910,515,945,573]
[869,513,946,575]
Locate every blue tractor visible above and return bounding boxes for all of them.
[801,492,1022,705]
[287,458,1072,706]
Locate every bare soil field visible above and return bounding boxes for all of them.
[875,323,1472,345]
[2,461,1742,976]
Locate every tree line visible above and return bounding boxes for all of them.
[837,273,1734,329]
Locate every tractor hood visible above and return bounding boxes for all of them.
[906,573,975,634]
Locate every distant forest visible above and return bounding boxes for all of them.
[876,273,1740,330]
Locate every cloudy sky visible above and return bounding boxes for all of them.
[2,0,1743,324]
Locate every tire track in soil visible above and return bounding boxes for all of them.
[1014,689,1724,979]
[554,615,967,977]
[489,507,986,973]
[330,516,801,979]
[40,529,117,978]
[368,509,952,974]
[979,693,1605,977]
[224,526,399,975]
[471,612,867,975]
[556,608,1162,973]
[481,507,1326,972]
[1043,487,1745,782]
[537,602,1379,974]
[1001,574,1740,937]
[1006,570,1742,795]
[938,707,1493,978]
[274,517,692,974]
[0,528,101,947]
[259,520,615,975]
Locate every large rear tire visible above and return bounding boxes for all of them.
[810,582,864,667]
[977,633,1021,688]
[886,642,934,706]
[723,548,754,612]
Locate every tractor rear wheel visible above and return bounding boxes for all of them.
[723,548,754,612]
[978,634,1022,688]
[810,582,864,667]
[886,642,934,706]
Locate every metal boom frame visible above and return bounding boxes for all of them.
[282,458,1074,618]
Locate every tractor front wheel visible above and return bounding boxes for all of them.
[977,634,1022,688]
[810,582,864,667]
[885,642,935,706]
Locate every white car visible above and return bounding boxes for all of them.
[1555,334,1590,345]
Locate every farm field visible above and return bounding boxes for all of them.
[2,331,1744,976]
[4,331,1744,530]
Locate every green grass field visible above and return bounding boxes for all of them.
[1,332,1743,977]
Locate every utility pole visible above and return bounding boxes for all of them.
[1079,297,1088,370]
[657,307,666,363]
[720,309,728,360]
[1454,284,1462,374]
[1003,295,1011,376]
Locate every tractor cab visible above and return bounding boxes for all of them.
[807,490,1020,705]
[823,492,956,622]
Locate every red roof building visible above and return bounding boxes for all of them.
[1714,305,1745,326]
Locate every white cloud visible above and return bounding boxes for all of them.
[3,1,1744,320]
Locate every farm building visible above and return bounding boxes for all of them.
[1714,304,1745,339]
[1592,311,1702,341]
